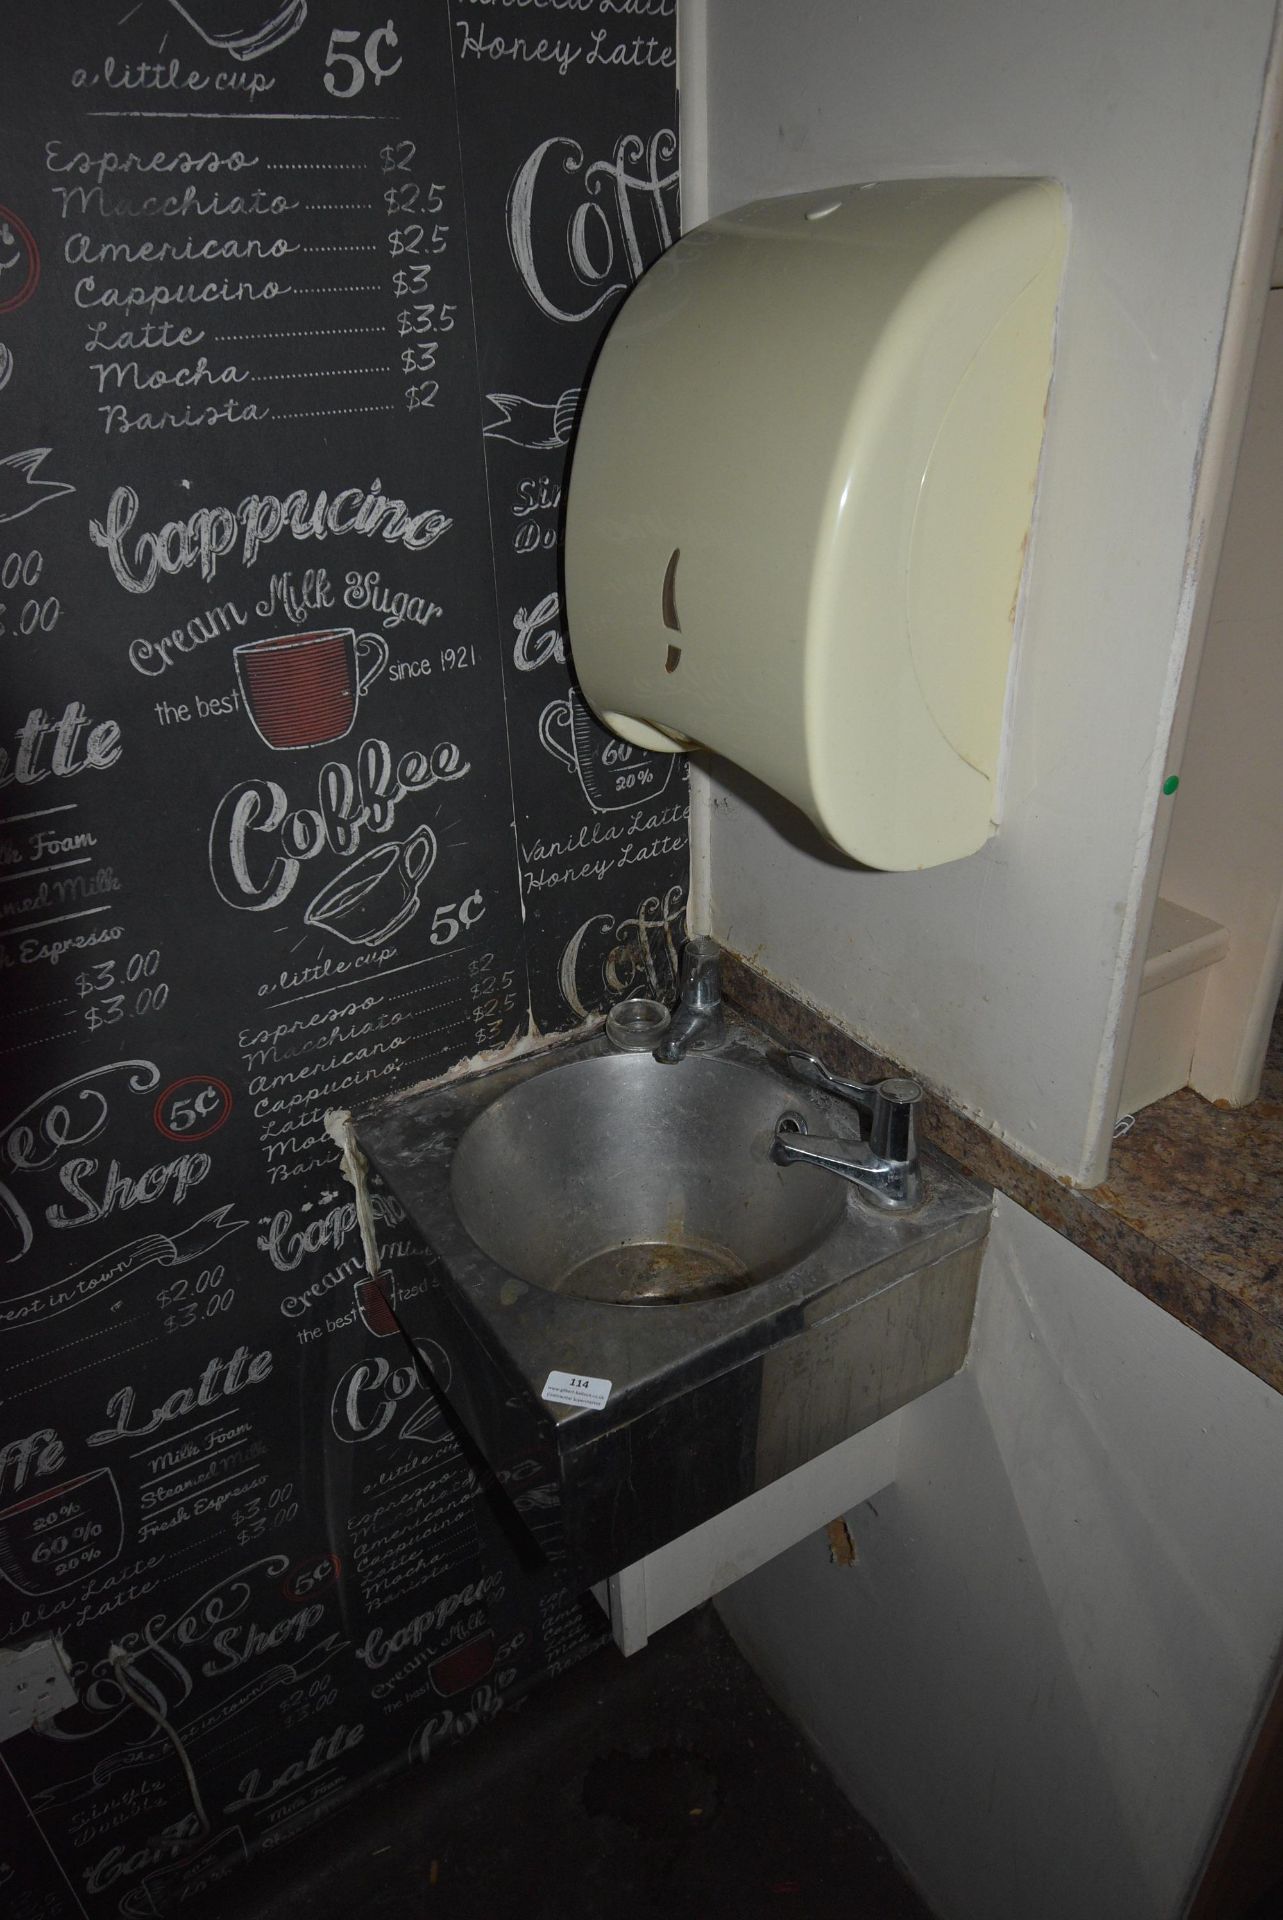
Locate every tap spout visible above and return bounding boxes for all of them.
[653,935,727,1063]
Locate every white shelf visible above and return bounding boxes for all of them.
[1119,897,1229,1116]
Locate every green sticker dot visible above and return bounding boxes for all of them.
[1162,775,1180,796]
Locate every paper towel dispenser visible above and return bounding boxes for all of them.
[563,178,1067,869]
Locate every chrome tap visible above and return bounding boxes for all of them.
[771,1050,924,1211]
[653,936,727,1062]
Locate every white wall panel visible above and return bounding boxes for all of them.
[717,1199,1283,1920]
[694,0,1280,1181]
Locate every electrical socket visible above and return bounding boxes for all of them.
[0,1638,77,1741]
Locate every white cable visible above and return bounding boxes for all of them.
[323,1107,382,1280]
[107,1645,210,1837]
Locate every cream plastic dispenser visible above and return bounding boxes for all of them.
[563,178,1067,870]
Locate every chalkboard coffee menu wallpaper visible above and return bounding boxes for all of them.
[0,5,683,1912]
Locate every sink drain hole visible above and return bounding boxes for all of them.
[559,1238,752,1305]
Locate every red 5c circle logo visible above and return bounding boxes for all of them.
[282,1552,342,1604]
[154,1076,234,1142]
[0,206,40,315]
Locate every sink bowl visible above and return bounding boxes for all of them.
[450,1052,844,1305]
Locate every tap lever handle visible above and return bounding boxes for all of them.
[786,1052,922,1165]
[785,1050,878,1115]
[869,1076,922,1164]
[677,935,722,1011]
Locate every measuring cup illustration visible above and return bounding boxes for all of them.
[0,1468,124,1597]
[538,690,673,812]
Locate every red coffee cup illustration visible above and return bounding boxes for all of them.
[355,1274,399,1336]
[0,1468,124,1597]
[304,825,437,947]
[234,627,389,751]
[539,690,674,812]
[430,1631,495,1698]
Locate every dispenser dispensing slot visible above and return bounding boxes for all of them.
[661,547,682,631]
[662,547,682,671]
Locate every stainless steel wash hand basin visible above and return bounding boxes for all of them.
[450,1052,845,1305]
[356,1017,991,1587]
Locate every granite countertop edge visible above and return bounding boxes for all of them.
[721,955,1283,1398]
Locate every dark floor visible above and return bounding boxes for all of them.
[188,1606,932,1920]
